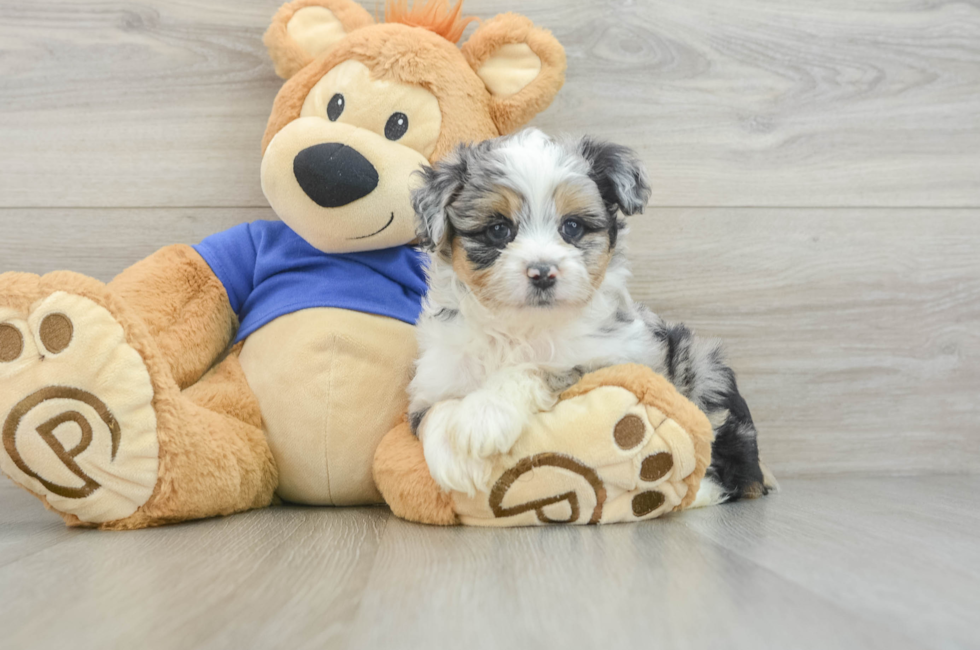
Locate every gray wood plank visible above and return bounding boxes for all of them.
[1,0,978,208]
[627,207,980,477]
[1,478,976,649]
[0,503,390,650]
[2,207,977,477]
[551,0,980,207]
[0,207,269,281]
[0,0,281,209]
[0,481,81,568]
[345,484,931,650]
[680,476,980,650]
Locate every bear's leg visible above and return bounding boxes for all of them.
[104,353,278,530]
[373,421,457,525]
[107,244,237,389]
[0,252,276,529]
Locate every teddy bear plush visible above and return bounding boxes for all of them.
[0,0,568,529]
[375,365,715,526]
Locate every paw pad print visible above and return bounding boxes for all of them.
[0,324,23,362]
[0,291,159,523]
[632,451,674,516]
[38,313,73,354]
[611,412,678,518]
[454,385,703,526]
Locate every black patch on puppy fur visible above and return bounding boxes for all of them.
[645,311,767,503]
[409,408,430,436]
[412,151,470,254]
[460,236,505,270]
[577,137,652,217]
[702,371,768,501]
[414,139,517,268]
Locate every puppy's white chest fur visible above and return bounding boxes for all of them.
[410,263,664,412]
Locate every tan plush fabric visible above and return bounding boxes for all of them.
[374,419,457,526]
[264,0,375,80]
[261,116,429,253]
[108,245,238,390]
[0,271,277,530]
[461,13,568,134]
[561,364,714,510]
[261,11,566,159]
[114,356,277,531]
[0,290,159,523]
[374,365,714,527]
[239,308,417,505]
[474,43,542,98]
[263,23,497,158]
[300,59,443,158]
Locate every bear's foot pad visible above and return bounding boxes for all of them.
[452,383,705,526]
[0,287,159,524]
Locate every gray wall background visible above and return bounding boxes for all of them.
[1,0,977,478]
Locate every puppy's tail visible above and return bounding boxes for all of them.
[688,460,778,509]
[760,460,780,493]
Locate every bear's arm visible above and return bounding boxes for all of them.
[192,222,261,321]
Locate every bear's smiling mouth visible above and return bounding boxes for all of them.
[348,212,395,240]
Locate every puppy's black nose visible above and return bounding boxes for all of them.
[293,143,379,208]
[527,263,558,290]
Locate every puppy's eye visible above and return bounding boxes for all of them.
[561,218,585,242]
[485,223,513,246]
[327,94,345,121]
[385,112,409,141]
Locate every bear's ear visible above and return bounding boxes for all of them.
[461,13,567,135]
[264,0,375,79]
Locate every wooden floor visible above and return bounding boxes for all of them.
[1,1,978,648]
[0,477,976,650]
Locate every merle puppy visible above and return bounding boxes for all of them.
[408,128,774,505]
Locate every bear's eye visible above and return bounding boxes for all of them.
[385,112,409,141]
[327,94,345,121]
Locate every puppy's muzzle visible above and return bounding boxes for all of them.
[527,263,558,290]
[293,143,379,208]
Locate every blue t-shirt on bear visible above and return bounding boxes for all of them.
[194,220,428,343]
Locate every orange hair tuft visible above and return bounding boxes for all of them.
[385,0,478,44]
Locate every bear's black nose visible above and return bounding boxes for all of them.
[293,143,379,208]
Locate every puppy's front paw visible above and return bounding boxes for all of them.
[420,400,492,496]
[453,390,525,459]
[545,366,586,393]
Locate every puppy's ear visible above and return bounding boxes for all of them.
[412,147,469,255]
[577,137,651,216]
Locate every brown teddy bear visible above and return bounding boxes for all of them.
[0,0,568,529]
